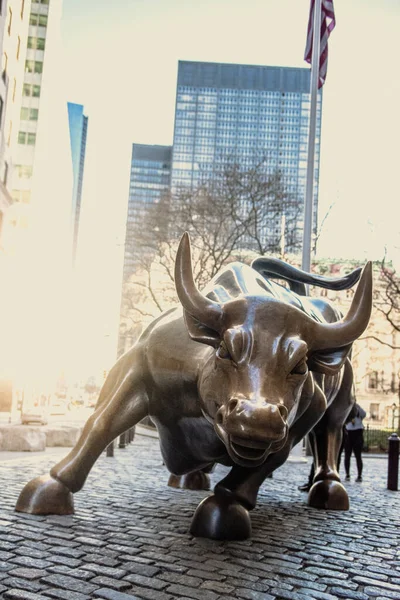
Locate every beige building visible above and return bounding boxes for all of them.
[0,0,31,249]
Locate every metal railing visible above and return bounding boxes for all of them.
[363,425,397,453]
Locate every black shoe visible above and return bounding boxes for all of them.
[298,483,311,492]
[345,474,350,481]
[355,476,362,482]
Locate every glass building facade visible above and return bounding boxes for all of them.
[67,102,88,263]
[171,61,322,251]
[123,144,172,279]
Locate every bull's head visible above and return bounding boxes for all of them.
[175,233,372,468]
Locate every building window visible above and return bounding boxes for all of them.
[0,96,3,127]
[7,7,12,35]
[23,83,41,97]
[21,0,25,19]
[20,107,39,120]
[30,13,48,26]
[12,189,31,204]
[25,60,43,74]
[15,164,33,178]
[27,37,46,51]
[369,403,379,421]
[17,36,21,60]
[12,78,16,101]
[18,131,36,145]
[368,371,378,390]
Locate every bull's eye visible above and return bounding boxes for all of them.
[290,359,308,376]
[217,341,232,361]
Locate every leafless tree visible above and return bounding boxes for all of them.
[119,160,310,349]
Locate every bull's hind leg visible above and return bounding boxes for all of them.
[16,348,148,515]
[307,360,354,510]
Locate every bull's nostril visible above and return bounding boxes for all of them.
[278,404,288,419]
[228,399,239,414]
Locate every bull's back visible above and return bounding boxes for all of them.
[203,262,341,325]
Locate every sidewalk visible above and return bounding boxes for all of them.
[0,432,399,600]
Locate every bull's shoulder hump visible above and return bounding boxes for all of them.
[203,262,274,302]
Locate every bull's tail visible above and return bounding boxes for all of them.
[251,257,362,297]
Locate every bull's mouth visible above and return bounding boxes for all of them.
[214,421,288,468]
[230,436,270,462]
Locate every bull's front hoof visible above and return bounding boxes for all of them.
[16,474,74,515]
[190,494,251,540]
[307,480,349,510]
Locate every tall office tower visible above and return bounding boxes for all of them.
[123,143,172,281]
[119,144,172,356]
[67,102,88,263]
[5,0,73,261]
[171,61,322,252]
[0,0,31,251]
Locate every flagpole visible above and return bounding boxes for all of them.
[301,0,322,274]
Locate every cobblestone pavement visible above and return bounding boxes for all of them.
[0,433,399,600]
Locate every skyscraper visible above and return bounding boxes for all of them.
[123,143,172,281]
[171,60,322,251]
[5,0,73,260]
[67,102,88,262]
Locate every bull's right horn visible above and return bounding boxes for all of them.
[311,261,373,350]
[174,233,223,331]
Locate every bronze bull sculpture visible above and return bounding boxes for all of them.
[16,233,372,540]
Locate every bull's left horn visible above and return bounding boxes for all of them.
[311,261,373,350]
[174,233,223,330]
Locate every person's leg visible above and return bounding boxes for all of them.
[344,430,353,479]
[337,427,347,472]
[353,430,364,481]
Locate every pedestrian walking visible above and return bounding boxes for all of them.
[344,402,366,482]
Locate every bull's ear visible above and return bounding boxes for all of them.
[184,312,220,347]
[308,344,352,376]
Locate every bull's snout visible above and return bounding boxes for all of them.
[223,398,288,443]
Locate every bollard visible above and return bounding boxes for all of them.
[387,433,399,491]
[119,432,127,448]
[106,441,114,457]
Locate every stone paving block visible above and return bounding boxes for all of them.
[40,574,99,594]
[43,589,93,600]
[7,568,48,580]
[122,586,172,600]
[3,590,48,600]
[2,577,43,592]
[356,588,400,599]
[91,576,132,591]
[330,589,370,600]
[80,563,127,578]
[200,579,235,594]
[235,589,275,600]
[94,589,142,600]
[124,573,168,590]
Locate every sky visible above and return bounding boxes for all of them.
[56,0,400,368]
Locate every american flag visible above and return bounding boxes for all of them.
[304,0,336,88]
